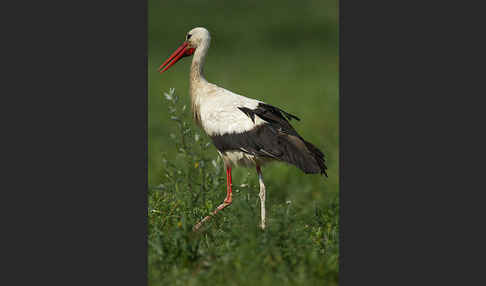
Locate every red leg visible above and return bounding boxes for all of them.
[193,167,232,231]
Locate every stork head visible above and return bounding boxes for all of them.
[158,27,211,73]
[185,27,211,48]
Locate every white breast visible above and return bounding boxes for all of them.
[197,85,267,136]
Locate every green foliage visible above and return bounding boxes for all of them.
[148,89,339,286]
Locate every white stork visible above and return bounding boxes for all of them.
[159,27,327,231]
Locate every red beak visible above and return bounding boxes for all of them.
[158,42,195,73]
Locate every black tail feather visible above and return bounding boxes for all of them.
[302,140,328,177]
[274,131,327,176]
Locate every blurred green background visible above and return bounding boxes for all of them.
[149,0,338,195]
[148,0,338,284]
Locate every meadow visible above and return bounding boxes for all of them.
[148,1,339,285]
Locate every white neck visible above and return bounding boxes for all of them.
[190,39,210,84]
[189,38,211,125]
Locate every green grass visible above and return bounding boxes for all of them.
[148,1,338,285]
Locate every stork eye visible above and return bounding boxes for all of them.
[186,34,192,40]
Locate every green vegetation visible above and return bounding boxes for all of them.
[148,1,338,285]
[149,90,338,285]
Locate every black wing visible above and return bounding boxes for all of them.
[211,103,327,176]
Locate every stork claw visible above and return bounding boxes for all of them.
[192,217,210,232]
[193,201,232,232]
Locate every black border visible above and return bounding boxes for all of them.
[340,0,485,284]
[7,0,148,284]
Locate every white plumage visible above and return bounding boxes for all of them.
[197,87,268,136]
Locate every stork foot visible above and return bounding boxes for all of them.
[193,217,210,232]
[193,201,232,232]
